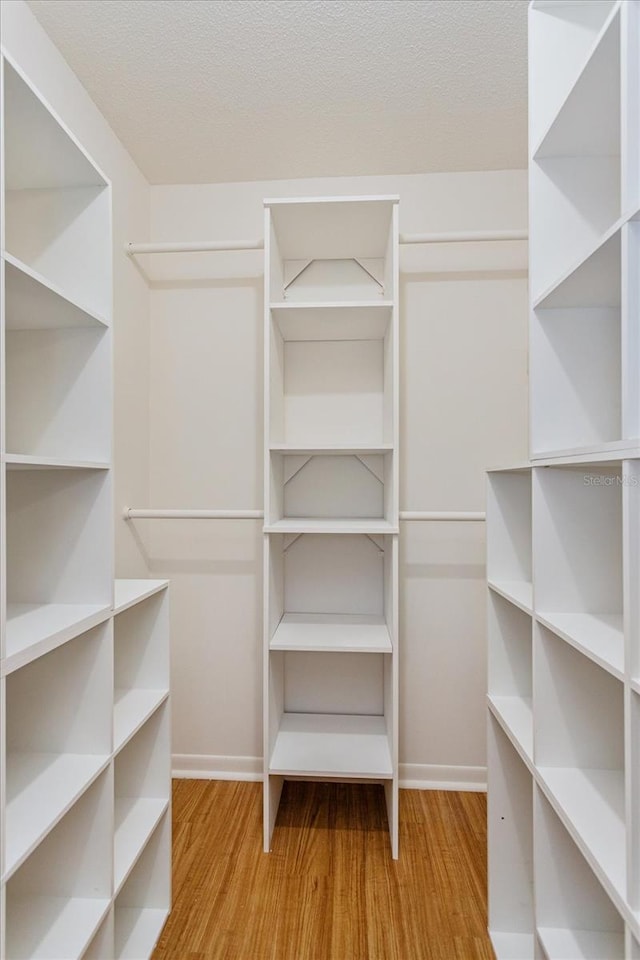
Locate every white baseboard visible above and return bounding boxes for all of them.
[172,753,262,781]
[399,763,487,792]
[172,754,486,792]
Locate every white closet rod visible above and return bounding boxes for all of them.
[123,507,485,521]
[125,229,526,256]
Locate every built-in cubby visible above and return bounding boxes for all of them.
[534,463,624,678]
[268,306,394,448]
[487,468,532,613]
[264,196,399,857]
[113,581,170,753]
[114,702,170,895]
[5,770,113,960]
[487,714,534,960]
[4,623,112,880]
[535,788,625,960]
[2,59,111,320]
[114,814,171,960]
[487,592,532,764]
[535,623,626,904]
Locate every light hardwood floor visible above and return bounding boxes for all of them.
[153,780,494,960]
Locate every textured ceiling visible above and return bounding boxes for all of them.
[27,0,529,185]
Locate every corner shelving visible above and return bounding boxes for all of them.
[264,195,399,858]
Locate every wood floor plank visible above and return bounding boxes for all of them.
[153,780,494,960]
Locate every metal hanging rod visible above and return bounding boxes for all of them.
[400,511,485,522]
[125,229,527,257]
[123,507,485,522]
[123,508,264,520]
[399,229,527,245]
[126,239,264,255]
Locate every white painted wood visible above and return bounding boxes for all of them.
[4,253,108,329]
[487,715,534,949]
[537,927,625,960]
[490,8,639,950]
[6,469,112,605]
[533,7,621,160]
[265,518,397,534]
[490,931,535,960]
[488,696,533,768]
[0,54,169,960]
[6,327,110,461]
[114,814,170,960]
[271,302,392,341]
[114,690,169,755]
[269,713,393,778]
[534,465,623,619]
[3,602,111,675]
[535,612,624,680]
[487,469,532,591]
[283,651,384,716]
[2,58,107,191]
[282,338,385,446]
[5,770,112,959]
[264,196,399,857]
[534,788,625,954]
[270,613,391,653]
[531,306,621,455]
[529,1,619,150]
[113,579,169,616]
[530,159,621,301]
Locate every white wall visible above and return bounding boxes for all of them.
[145,172,529,786]
[1,0,151,579]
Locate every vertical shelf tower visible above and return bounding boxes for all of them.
[263,195,400,858]
[0,55,171,960]
[487,2,640,958]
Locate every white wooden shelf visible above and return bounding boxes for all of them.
[533,221,622,311]
[489,932,534,960]
[488,580,533,615]
[270,302,392,341]
[533,6,620,161]
[537,766,626,905]
[270,442,393,455]
[269,713,393,779]
[115,907,169,960]
[537,926,625,960]
[114,798,169,895]
[264,518,398,534]
[6,894,111,960]
[3,250,109,329]
[535,611,624,680]
[114,689,169,754]
[487,696,533,768]
[4,752,110,880]
[114,579,170,616]
[3,601,111,675]
[4,454,110,470]
[270,613,391,653]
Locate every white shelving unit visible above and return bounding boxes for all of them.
[488,5,640,955]
[0,54,171,960]
[263,196,400,857]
